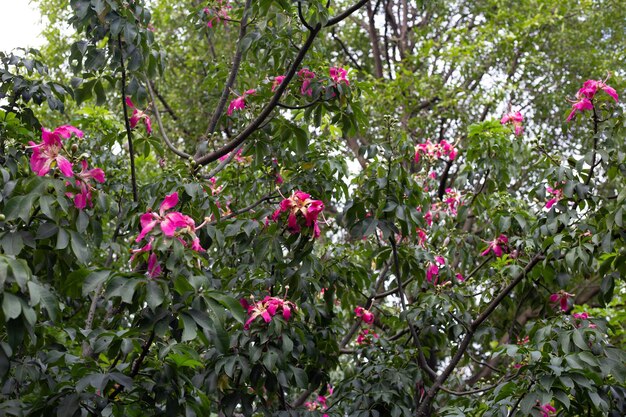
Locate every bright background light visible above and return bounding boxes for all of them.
[0,0,44,52]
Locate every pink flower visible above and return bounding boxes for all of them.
[416,228,428,246]
[28,125,83,177]
[456,273,464,282]
[538,403,557,417]
[242,296,296,329]
[572,312,589,320]
[329,66,349,86]
[356,328,379,345]
[566,94,594,122]
[500,111,524,136]
[549,290,574,312]
[355,306,374,324]
[135,192,206,252]
[147,253,162,278]
[65,160,106,209]
[546,183,564,209]
[443,188,462,215]
[125,97,152,135]
[271,75,286,92]
[227,89,256,116]
[298,68,316,96]
[567,77,618,122]
[426,256,446,284]
[203,1,232,28]
[414,139,457,163]
[272,190,325,238]
[480,235,509,257]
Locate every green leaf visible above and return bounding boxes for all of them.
[82,270,110,296]
[2,293,22,320]
[69,230,91,264]
[207,292,246,324]
[181,313,197,342]
[146,280,164,311]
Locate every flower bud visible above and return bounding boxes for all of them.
[0,214,5,221]
[70,143,79,153]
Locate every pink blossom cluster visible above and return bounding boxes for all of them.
[227,89,256,116]
[426,255,446,284]
[572,311,596,329]
[28,125,106,210]
[480,234,509,258]
[538,403,557,417]
[500,111,523,136]
[545,183,565,209]
[132,192,207,277]
[240,296,296,330]
[272,190,325,238]
[355,306,377,346]
[549,290,574,312]
[298,68,316,96]
[203,0,231,28]
[354,306,374,324]
[329,66,350,86]
[567,78,619,122]
[125,97,152,135]
[414,139,457,164]
[305,384,333,414]
[218,148,250,164]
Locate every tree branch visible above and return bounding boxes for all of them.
[118,35,138,202]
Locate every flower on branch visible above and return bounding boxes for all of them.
[566,77,618,122]
[65,160,106,209]
[271,75,286,92]
[28,125,83,177]
[500,111,524,136]
[480,234,509,258]
[298,68,316,96]
[414,139,457,163]
[203,0,231,28]
[356,328,379,345]
[125,97,152,135]
[549,290,574,312]
[240,296,296,330]
[426,255,446,284]
[355,306,374,324]
[329,66,349,86]
[545,183,564,209]
[272,190,325,238]
[538,402,557,417]
[227,89,256,116]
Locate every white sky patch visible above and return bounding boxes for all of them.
[0,0,45,52]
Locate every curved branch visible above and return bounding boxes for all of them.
[195,27,321,166]
[326,0,369,26]
[146,77,192,159]
[209,193,277,225]
[297,1,314,31]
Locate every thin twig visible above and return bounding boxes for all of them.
[145,77,192,159]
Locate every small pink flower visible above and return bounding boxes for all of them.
[355,306,375,324]
[501,111,524,136]
[242,296,296,329]
[203,1,232,28]
[65,160,106,209]
[271,75,286,92]
[567,77,618,122]
[147,252,162,277]
[272,190,325,238]
[416,228,428,246]
[443,188,461,215]
[538,403,557,417]
[298,68,316,96]
[125,97,152,135]
[549,290,574,312]
[426,256,446,284]
[356,328,379,345]
[414,139,457,163]
[227,89,256,116]
[480,235,509,258]
[546,183,564,209]
[329,66,349,86]
[28,125,83,177]
[456,273,464,282]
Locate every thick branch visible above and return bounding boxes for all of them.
[118,36,138,202]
